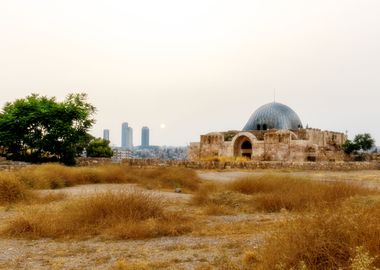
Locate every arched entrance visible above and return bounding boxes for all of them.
[233,135,253,159]
[241,140,252,158]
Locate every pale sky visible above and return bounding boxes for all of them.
[1,0,379,146]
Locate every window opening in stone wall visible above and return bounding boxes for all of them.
[257,124,261,130]
[263,124,267,130]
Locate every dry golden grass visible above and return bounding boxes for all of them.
[0,173,28,204]
[253,180,373,212]
[130,166,201,191]
[16,164,201,192]
[2,190,191,239]
[0,172,66,205]
[256,199,380,270]
[193,175,374,214]
[2,167,379,270]
[111,259,150,270]
[191,182,253,215]
[29,192,67,204]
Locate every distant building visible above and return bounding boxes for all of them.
[103,129,110,141]
[141,126,150,148]
[189,102,347,162]
[128,127,133,149]
[122,122,133,149]
[112,147,132,161]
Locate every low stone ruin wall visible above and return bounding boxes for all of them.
[122,158,380,171]
[371,153,380,161]
[75,157,113,167]
[1,157,378,171]
[0,160,30,171]
[0,157,113,171]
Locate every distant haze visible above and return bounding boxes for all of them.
[1,0,379,146]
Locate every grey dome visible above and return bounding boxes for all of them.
[243,102,303,131]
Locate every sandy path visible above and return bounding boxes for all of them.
[36,183,192,201]
[0,232,264,270]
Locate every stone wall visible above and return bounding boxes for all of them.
[75,157,113,166]
[2,156,376,171]
[0,160,30,171]
[189,128,347,162]
[251,141,265,160]
[0,158,114,171]
[188,143,201,160]
[122,158,380,171]
[371,153,380,161]
[199,133,225,158]
[294,129,347,146]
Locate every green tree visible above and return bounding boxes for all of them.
[342,140,360,154]
[0,93,95,165]
[343,133,375,161]
[353,133,375,152]
[86,138,113,158]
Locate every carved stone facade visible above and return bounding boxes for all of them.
[188,129,347,162]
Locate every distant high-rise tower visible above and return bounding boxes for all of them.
[103,129,110,141]
[141,126,149,148]
[128,127,133,149]
[121,122,129,148]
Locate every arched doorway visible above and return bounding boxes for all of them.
[233,135,253,159]
[241,140,252,158]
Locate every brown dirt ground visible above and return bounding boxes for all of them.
[0,169,379,269]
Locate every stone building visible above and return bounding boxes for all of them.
[189,102,347,162]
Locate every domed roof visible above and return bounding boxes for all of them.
[243,102,303,131]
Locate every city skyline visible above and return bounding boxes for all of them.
[141,126,150,148]
[1,1,380,146]
[104,124,153,148]
[103,129,110,142]
[121,122,131,149]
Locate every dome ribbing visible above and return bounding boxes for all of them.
[243,102,303,131]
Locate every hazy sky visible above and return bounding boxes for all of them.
[1,0,379,146]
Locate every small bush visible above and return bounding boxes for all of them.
[243,250,258,265]
[191,182,219,206]
[17,164,72,189]
[191,182,254,215]
[227,175,286,194]
[111,259,150,270]
[16,164,201,192]
[0,173,28,204]
[229,175,373,212]
[133,167,201,191]
[28,192,67,204]
[193,175,373,214]
[257,201,380,269]
[3,190,191,239]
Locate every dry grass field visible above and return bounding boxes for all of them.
[0,164,379,269]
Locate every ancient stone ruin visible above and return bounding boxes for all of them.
[189,102,347,162]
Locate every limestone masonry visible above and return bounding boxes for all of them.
[189,102,347,162]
